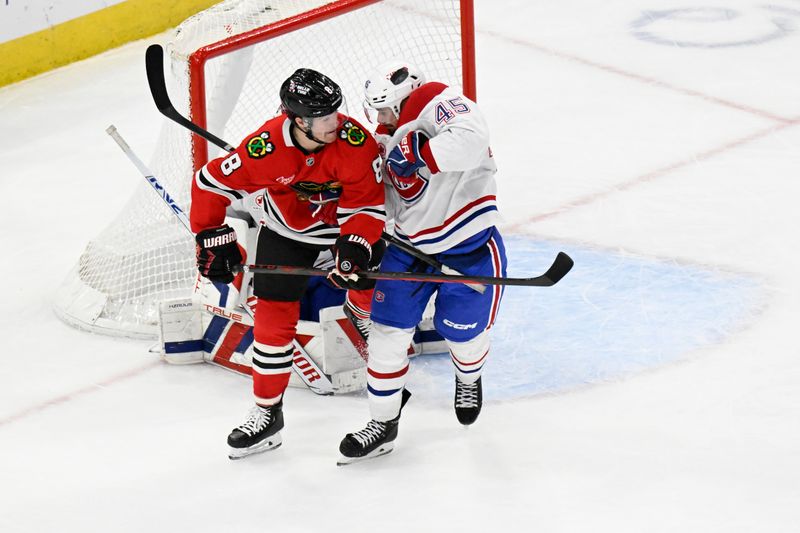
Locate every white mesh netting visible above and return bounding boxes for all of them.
[54,0,469,338]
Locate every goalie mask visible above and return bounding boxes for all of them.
[363,59,426,123]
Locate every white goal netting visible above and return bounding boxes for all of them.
[54,0,471,338]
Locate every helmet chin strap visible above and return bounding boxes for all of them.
[295,118,327,146]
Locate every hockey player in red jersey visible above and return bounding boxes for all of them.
[190,68,386,459]
[338,60,507,464]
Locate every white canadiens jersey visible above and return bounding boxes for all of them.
[377,82,499,255]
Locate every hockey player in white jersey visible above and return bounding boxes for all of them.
[338,60,507,464]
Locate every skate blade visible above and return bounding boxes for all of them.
[228,433,282,460]
[336,443,394,466]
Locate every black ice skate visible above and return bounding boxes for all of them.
[337,389,411,466]
[454,376,482,425]
[227,401,284,460]
[337,418,398,465]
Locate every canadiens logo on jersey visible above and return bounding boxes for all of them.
[391,172,429,204]
[246,132,273,159]
[340,121,366,147]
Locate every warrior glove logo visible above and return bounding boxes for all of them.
[202,233,236,248]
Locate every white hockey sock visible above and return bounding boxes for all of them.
[367,322,415,421]
[448,331,490,384]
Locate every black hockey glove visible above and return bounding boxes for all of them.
[329,234,374,290]
[195,225,242,284]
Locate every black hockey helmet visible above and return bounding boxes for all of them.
[280,68,343,119]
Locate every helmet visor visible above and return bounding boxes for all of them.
[363,101,397,127]
[363,99,379,125]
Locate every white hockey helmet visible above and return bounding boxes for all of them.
[363,59,426,121]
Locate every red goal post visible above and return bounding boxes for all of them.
[54,0,477,338]
[189,0,476,171]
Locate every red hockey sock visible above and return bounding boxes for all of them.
[251,299,300,404]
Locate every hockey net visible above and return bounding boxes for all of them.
[54,0,475,339]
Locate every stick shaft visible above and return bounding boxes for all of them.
[240,251,573,288]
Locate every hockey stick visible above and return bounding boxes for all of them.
[145,45,573,288]
[237,252,573,287]
[146,44,486,292]
[145,45,235,153]
[106,126,194,232]
[378,232,485,293]
[106,125,335,396]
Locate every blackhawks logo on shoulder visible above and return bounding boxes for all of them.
[246,132,274,158]
[340,121,366,147]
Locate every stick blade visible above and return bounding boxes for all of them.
[145,44,172,114]
[539,251,574,285]
[144,44,236,154]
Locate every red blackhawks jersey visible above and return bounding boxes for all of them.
[190,114,385,246]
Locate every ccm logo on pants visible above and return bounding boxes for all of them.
[443,319,477,331]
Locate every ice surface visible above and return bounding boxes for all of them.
[1,1,799,531]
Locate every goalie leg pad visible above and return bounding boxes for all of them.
[158,298,204,364]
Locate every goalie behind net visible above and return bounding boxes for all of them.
[54,0,474,338]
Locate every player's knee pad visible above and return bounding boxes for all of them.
[448,330,490,360]
[448,330,490,381]
[254,299,300,346]
[367,322,415,373]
